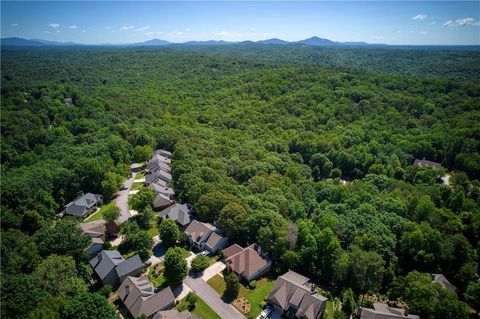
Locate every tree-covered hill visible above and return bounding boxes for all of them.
[1,47,479,318]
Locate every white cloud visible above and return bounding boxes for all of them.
[69,25,78,30]
[263,32,277,37]
[49,23,60,29]
[120,25,134,31]
[419,31,428,34]
[45,30,51,34]
[136,26,150,31]
[185,28,191,32]
[411,14,427,21]
[430,21,436,25]
[171,30,184,35]
[56,30,60,33]
[444,18,477,27]
[372,35,385,40]
[10,23,18,27]
[156,31,164,35]
[144,31,154,36]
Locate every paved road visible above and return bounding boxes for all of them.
[115,169,137,223]
[185,276,245,319]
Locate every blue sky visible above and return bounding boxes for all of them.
[1,1,479,45]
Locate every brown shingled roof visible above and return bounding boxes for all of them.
[225,243,271,280]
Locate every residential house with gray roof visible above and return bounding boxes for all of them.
[432,273,457,293]
[153,310,200,319]
[184,220,228,254]
[359,302,420,319]
[154,193,173,210]
[89,250,144,287]
[145,169,172,185]
[266,270,327,319]
[64,192,103,217]
[154,149,172,158]
[118,276,175,318]
[159,203,192,229]
[413,158,442,169]
[78,220,106,256]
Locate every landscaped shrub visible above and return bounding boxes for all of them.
[249,280,257,289]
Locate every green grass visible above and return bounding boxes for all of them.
[207,274,226,295]
[147,215,160,237]
[84,201,116,222]
[177,295,221,319]
[135,171,146,179]
[207,274,275,319]
[148,262,167,288]
[130,182,143,191]
[244,277,276,319]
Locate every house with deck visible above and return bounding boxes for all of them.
[266,270,327,319]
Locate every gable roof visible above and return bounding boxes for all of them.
[148,158,171,173]
[225,243,271,279]
[154,193,172,209]
[184,220,216,243]
[413,159,442,169]
[145,169,172,185]
[78,220,106,238]
[149,183,175,198]
[223,244,244,259]
[118,276,175,318]
[432,274,457,292]
[267,270,327,319]
[360,303,420,319]
[64,193,102,216]
[89,250,124,280]
[204,231,227,250]
[116,254,144,279]
[154,149,172,158]
[160,203,192,226]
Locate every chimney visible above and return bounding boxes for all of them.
[311,283,316,294]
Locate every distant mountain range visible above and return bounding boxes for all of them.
[1,36,385,47]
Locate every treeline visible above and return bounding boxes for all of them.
[1,47,479,318]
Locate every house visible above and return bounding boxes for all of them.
[147,154,171,171]
[359,302,420,319]
[267,270,327,319]
[78,220,106,256]
[153,310,200,319]
[149,183,175,199]
[154,149,173,159]
[131,163,144,173]
[159,203,192,229]
[432,274,457,292]
[224,243,271,282]
[117,276,175,319]
[145,169,172,185]
[64,192,103,217]
[413,158,442,169]
[154,193,173,210]
[89,250,144,287]
[149,159,171,173]
[184,220,228,254]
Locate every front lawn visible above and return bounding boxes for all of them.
[244,278,276,319]
[131,182,143,191]
[84,201,116,222]
[177,295,221,319]
[207,274,226,295]
[206,274,275,319]
[135,171,146,179]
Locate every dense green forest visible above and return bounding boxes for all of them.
[1,46,480,319]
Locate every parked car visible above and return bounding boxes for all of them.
[260,305,272,319]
